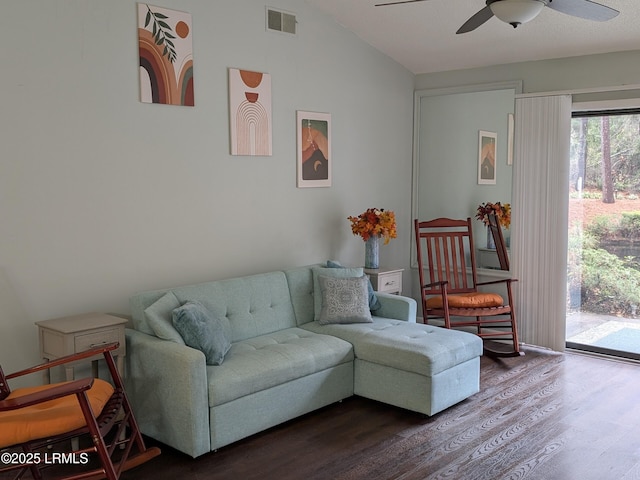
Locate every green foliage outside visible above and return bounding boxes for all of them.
[619,211,640,238]
[568,213,640,315]
[569,113,640,316]
[570,115,640,194]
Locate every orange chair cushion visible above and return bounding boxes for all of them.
[0,379,114,448]
[426,292,504,309]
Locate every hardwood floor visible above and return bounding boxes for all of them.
[4,346,639,479]
[119,346,640,480]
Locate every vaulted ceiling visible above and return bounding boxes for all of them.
[307,0,640,74]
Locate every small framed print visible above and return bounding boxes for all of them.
[478,130,497,185]
[297,111,331,188]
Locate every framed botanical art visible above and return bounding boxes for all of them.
[296,111,331,188]
[138,3,194,106]
[478,130,497,185]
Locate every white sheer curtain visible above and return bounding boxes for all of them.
[511,95,572,351]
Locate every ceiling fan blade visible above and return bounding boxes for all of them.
[546,0,619,21]
[374,0,429,6]
[456,5,494,34]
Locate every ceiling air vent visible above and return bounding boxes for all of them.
[266,7,296,35]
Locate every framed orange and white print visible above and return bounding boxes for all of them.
[229,68,272,156]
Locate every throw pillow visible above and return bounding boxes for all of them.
[326,260,381,311]
[172,301,232,365]
[317,275,373,325]
[144,291,185,345]
[312,266,364,321]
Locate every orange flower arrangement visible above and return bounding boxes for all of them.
[348,208,397,244]
[476,202,511,228]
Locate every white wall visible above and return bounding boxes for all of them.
[413,50,640,334]
[415,50,640,95]
[0,1,414,376]
[414,89,515,249]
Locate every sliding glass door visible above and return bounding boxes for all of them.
[566,110,640,360]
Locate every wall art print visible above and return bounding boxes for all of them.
[478,130,497,185]
[138,3,194,106]
[296,111,331,188]
[228,68,272,156]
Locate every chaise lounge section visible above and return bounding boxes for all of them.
[125,264,482,458]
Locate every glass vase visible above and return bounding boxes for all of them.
[486,226,496,249]
[365,235,380,269]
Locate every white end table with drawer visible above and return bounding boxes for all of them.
[478,247,510,270]
[364,267,404,295]
[36,313,127,383]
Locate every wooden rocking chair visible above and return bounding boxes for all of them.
[414,217,522,357]
[0,343,160,479]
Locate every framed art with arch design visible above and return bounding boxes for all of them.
[229,68,272,156]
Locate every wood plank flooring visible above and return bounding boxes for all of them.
[4,345,640,479]
[120,345,640,480]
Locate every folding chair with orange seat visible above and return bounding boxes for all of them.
[414,216,523,357]
[0,343,160,480]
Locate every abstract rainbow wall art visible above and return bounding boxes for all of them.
[138,3,194,106]
[228,68,272,156]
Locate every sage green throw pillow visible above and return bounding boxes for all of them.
[172,301,232,365]
[144,291,185,345]
[317,274,373,325]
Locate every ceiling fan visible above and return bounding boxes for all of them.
[374,0,619,34]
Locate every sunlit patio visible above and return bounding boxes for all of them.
[566,310,640,359]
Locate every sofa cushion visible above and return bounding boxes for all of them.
[144,291,185,345]
[284,264,416,327]
[206,328,354,407]
[317,275,372,325]
[284,265,322,327]
[326,260,381,311]
[425,292,504,309]
[302,318,482,376]
[311,267,363,321]
[0,379,114,448]
[172,272,298,343]
[172,301,232,366]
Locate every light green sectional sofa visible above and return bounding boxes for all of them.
[125,264,482,458]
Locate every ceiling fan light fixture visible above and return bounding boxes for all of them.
[489,0,545,28]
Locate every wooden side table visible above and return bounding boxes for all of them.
[36,313,127,383]
[364,267,404,295]
[478,247,510,270]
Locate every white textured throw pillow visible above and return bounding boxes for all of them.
[144,291,186,345]
[317,274,373,325]
[312,266,364,321]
